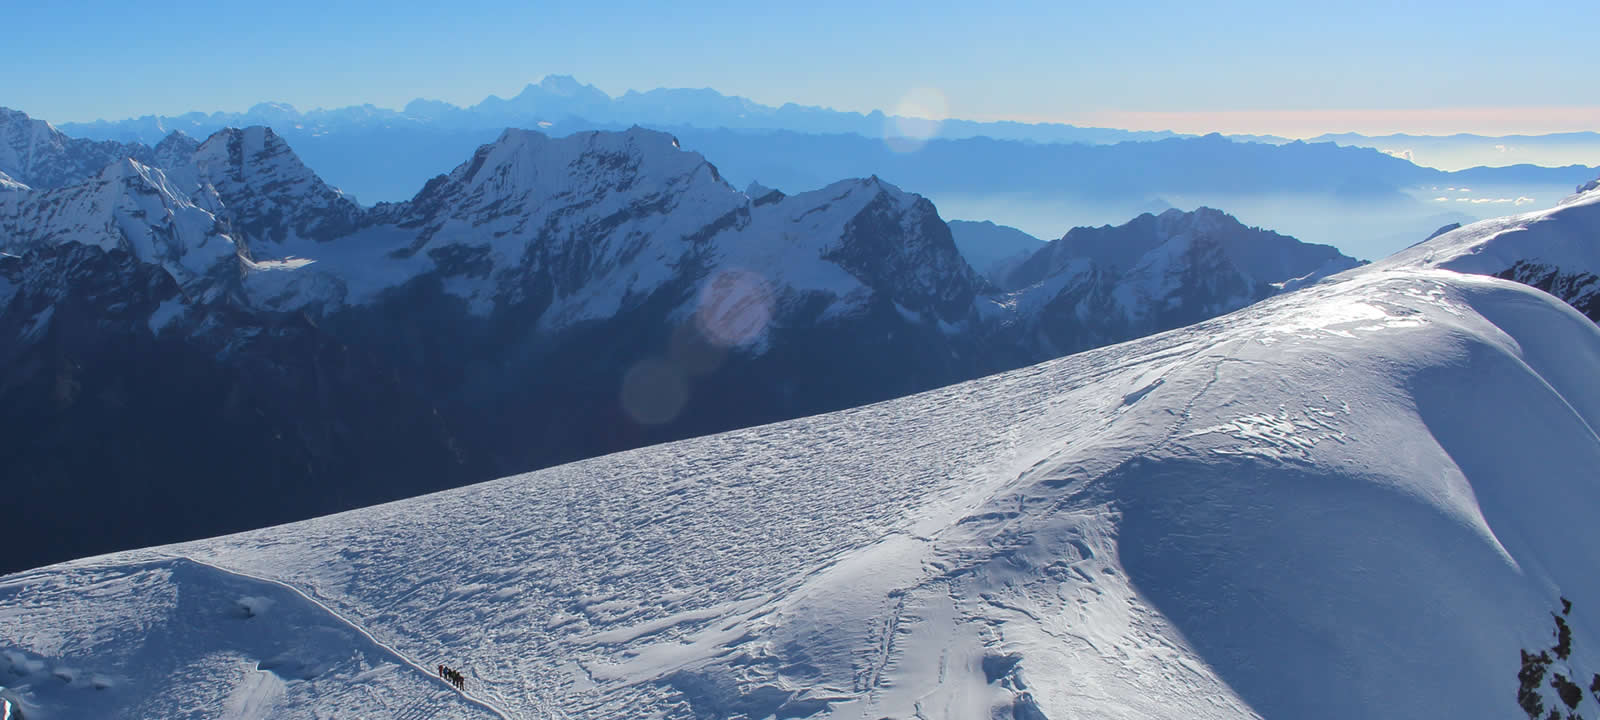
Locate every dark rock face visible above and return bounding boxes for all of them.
[825,184,984,322]
[0,245,485,573]
[0,127,1362,575]
[190,127,364,247]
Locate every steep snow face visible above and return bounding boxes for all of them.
[1378,182,1600,321]
[0,159,237,296]
[0,108,154,190]
[188,126,363,248]
[5,267,1597,720]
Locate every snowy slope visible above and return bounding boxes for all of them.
[5,263,1597,720]
[1379,178,1600,320]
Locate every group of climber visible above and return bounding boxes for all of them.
[437,664,466,690]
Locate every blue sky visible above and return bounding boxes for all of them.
[8,0,1597,135]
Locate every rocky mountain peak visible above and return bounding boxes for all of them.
[744,180,783,205]
[397,126,737,242]
[0,157,237,295]
[189,126,363,248]
[0,106,153,190]
[153,130,199,159]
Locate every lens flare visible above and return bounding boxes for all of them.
[695,269,773,348]
[619,357,688,426]
[670,320,727,377]
[884,87,949,153]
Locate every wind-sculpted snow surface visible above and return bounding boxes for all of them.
[6,266,1598,719]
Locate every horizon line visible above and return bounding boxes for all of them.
[31,79,1600,141]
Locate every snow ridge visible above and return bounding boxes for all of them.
[6,263,1598,720]
[1380,180,1600,321]
[174,554,514,720]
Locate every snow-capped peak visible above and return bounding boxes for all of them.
[0,157,237,294]
[1011,206,1354,291]
[536,74,595,97]
[153,130,199,160]
[399,126,737,243]
[468,126,719,191]
[744,180,781,204]
[0,106,153,190]
[189,126,362,248]
[244,101,300,121]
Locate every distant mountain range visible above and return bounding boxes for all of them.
[0,113,1359,574]
[1244,130,1600,172]
[56,75,1600,170]
[58,75,1187,147]
[18,85,1598,264]
[38,76,1597,206]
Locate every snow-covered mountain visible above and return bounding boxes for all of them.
[37,100,1600,264]
[187,126,363,247]
[1378,176,1600,321]
[5,254,1597,719]
[0,107,161,190]
[993,207,1362,358]
[0,124,1355,575]
[946,219,1044,286]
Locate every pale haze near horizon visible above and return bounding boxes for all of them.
[7,0,1599,137]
